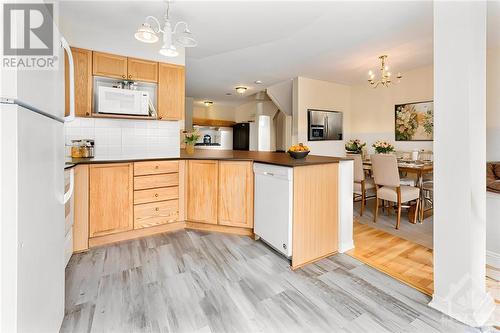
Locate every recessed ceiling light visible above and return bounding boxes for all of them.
[235,86,247,94]
[203,101,213,106]
[254,80,263,84]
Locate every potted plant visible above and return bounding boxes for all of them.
[183,129,200,155]
[372,140,395,154]
[345,139,366,154]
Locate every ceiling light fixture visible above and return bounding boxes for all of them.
[203,101,213,107]
[235,86,247,94]
[134,1,197,58]
[368,55,402,88]
[254,80,263,84]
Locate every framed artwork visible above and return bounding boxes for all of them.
[395,100,433,141]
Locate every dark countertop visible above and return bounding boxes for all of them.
[67,149,352,167]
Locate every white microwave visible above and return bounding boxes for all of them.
[97,86,150,116]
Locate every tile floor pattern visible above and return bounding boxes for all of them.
[62,230,489,333]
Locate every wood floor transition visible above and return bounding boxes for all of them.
[348,220,499,327]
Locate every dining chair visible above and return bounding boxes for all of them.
[350,154,375,216]
[370,154,421,229]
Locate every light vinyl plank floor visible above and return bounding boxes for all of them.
[62,229,485,333]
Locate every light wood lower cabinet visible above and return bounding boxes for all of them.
[89,163,133,237]
[218,161,254,228]
[186,160,218,224]
[134,200,179,229]
[134,187,178,205]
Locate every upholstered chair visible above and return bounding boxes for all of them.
[351,154,375,216]
[370,154,421,229]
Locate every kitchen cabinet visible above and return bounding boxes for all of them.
[134,200,179,229]
[158,63,185,120]
[127,57,158,82]
[65,47,92,117]
[186,160,218,224]
[89,163,133,237]
[218,161,254,228]
[92,51,128,79]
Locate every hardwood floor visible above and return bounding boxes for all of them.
[349,221,499,327]
[348,221,434,296]
[61,229,477,332]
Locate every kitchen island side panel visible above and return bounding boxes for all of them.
[291,163,339,269]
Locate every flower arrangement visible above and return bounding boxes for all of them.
[345,139,366,154]
[372,140,395,154]
[395,104,419,141]
[183,129,200,154]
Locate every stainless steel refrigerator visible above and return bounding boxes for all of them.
[307,109,343,141]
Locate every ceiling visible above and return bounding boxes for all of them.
[60,1,499,107]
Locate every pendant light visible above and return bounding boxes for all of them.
[134,1,197,57]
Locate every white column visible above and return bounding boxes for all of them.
[337,160,354,253]
[431,1,495,326]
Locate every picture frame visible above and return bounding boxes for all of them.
[394,100,433,141]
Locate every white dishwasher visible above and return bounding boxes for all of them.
[253,163,293,258]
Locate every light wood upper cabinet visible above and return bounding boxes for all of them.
[186,160,218,224]
[218,161,254,228]
[158,63,185,120]
[127,57,158,82]
[92,51,128,79]
[89,163,133,237]
[65,47,92,117]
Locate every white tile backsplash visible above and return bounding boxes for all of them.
[64,117,180,158]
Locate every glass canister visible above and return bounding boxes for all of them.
[70,140,83,158]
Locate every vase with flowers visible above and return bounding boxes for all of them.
[183,129,200,155]
[345,139,366,154]
[372,140,395,154]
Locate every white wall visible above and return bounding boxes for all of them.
[292,76,351,157]
[350,66,434,154]
[193,104,236,121]
[487,48,500,161]
[65,118,180,158]
[235,100,278,123]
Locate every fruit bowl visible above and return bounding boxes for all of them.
[288,150,310,159]
[287,143,310,159]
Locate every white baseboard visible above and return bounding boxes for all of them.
[429,291,495,327]
[338,241,354,253]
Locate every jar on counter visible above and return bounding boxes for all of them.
[70,140,83,158]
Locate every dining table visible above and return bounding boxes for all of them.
[362,159,434,222]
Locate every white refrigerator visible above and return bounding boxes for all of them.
[0,23,75,333]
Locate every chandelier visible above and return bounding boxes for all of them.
[134,1,197,57]
[368,55,402,88]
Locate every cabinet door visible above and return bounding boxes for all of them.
[127,57,158,82]
[89,163,133,237]
[157,63,185,120]
[186,160,218,224]
[218,161,254,228]
[92,51,127,79]
[65,47,92,117]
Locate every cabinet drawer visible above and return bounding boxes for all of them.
[134,200,179,229]
[134,173,179,190]
[134,187,178,205]
[134,160,179,176]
